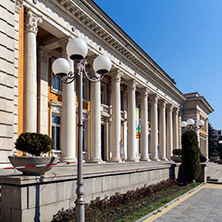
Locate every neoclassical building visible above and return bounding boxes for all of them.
[0,0,213,165]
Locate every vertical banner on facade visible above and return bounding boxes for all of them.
[136,108,140,138]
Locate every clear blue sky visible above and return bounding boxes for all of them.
[93,0,222,130]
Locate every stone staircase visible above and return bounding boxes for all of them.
[207,162,222,184]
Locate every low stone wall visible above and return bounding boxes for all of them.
[0,163,205,222]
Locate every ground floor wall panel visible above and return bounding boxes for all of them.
[0,165,174,222]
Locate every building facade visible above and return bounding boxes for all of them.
[0,0,213,165]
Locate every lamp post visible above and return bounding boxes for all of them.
[181,118,204,130]
[52,38,112,222]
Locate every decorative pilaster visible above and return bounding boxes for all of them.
[59,38,77,162]
[90,80,102,163]
[110,71,122,162]
[150,94,160,161]
[140,88,150,161]
[167,104,173,159]
[159,100,167,161]
[126,80,138,162]
[23,9,42,133]
[38,47,50,134]
[173,108,179,150]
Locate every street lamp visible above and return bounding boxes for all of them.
[52,37,112,222]
[181,118,204,130]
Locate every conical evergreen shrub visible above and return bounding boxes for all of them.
[182,130,201,183]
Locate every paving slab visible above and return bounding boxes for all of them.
[142,184,222,222]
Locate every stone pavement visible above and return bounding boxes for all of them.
[143,184,222,222]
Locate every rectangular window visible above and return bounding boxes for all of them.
[52,74,62,91]
[51,114,61,150]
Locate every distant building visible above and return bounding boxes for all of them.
[182,93,214,158]
[0,0,213,165]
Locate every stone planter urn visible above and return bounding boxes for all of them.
[11,132,56,175]
[171,155,182,162]
[8,156,58,176]
[209,156,220,162]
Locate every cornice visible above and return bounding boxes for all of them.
[26,0,185,104]
[45,0,185,101]
[184,96,214,114]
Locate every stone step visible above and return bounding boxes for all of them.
[207,171,222,180]
[207,178,219,183]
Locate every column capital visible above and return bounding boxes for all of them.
[38,47,51,65]
[139,88,149,98]
[15,0,23,14]
[173,107,179,115]
[150,94,159,103]
[127,80,137,91]
[111,70,123,83]
[58,37,70,57]
[159,99,166,108]
[167,104,173,112]
[25,9,42,34]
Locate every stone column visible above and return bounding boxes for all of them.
[167,104,173,159]
[140,88,150,161]
[123,92,128,160]
[60,39,77,162]
[126,80,138,162]
[159,100,167,161]
[173,108,179,150]
[24,10,42,132]
[38,47,50,134]
[150,94,160,161]
[90,80,102,163]
[110,71,122,162]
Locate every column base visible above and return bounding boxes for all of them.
[60,157,77,163]
[110,157,122,163]
[87,157,104,164]
[161,157,168,161]
[126,157,139,162]
[140,156,151,161]
[151,156,160,161]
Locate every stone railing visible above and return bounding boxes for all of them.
[101,104,111,117]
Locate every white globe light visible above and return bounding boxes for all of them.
[197,120,204,127]
[93,55,112,74]
[66,38,88,61]
[52,58,71,77]
[187,118,195,126]
[180,121,187,128]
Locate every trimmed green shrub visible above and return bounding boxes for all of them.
[173,149,182,156]
[182,130,201,183]
[15,132,54,156]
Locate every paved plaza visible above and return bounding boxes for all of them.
[143,184,222,222]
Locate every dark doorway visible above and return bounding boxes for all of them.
[101,124,105,161]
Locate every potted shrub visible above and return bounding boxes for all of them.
[171,149,182,162]
[8,132,57,175]
[209,152,219,162]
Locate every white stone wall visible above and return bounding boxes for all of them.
[0,0,18,164]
